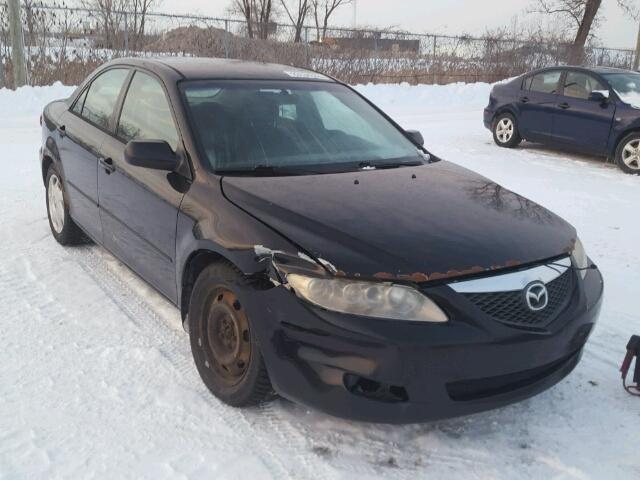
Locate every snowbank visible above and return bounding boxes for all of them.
[0,82,75,118]
[355,81,493,113]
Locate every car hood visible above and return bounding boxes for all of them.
[221,161,576,282]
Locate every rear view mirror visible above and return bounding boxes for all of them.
[589,90,609,103]
[124,140,178,171]
[406,129,424,146]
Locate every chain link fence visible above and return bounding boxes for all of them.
[0,1,636,88]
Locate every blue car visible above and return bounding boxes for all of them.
[484,66,640,174]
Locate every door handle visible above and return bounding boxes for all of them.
[558,102,570,110]
[57,125,66,137]
[520,96,529,103]
[99,157,115,175]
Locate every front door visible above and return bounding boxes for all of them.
[552,70,616,154]
[57,68,130,241]
[517,69,563,141]
[98,70,185,302]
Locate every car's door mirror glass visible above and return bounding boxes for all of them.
[124,140,179,171]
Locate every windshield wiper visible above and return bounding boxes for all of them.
[357,159,424,170]
[215,165,323,176]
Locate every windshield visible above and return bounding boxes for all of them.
[603,72,640,107]
[181,80,424,173]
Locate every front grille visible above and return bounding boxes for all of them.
[463,269,573,328]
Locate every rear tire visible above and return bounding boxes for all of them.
[615,133,640,175]
[45,164,86,245]
[492,112,522,148]
[189,261,274,407]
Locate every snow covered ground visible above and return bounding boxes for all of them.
[1,81,639,480]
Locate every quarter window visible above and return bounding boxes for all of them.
[563,71,605,100]
[80,69,129,129]
[72,88,88,115]
[528,71,561,94]
[117,71,179,151]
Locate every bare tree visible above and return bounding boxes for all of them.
[232,0,277,39]
[532,0,602,63]
[280,0,311,42]
[311,0,351,41]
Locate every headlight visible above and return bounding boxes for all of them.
[572,237,589,279]
[287,274,448,323]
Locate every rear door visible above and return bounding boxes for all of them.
[552,70,615,154]
[517,70,562,141]
[98,70,185,302]
[57,68,130,241]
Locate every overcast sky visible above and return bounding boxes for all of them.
[157,0,638,49]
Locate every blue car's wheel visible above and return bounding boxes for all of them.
[616,133,640,175]
[492,113,522,148]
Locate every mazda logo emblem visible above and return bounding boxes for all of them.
[524,282,548,311]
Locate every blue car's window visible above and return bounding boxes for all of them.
[182,81,422,172]
[602,73,640,107]
[81,69,129,130]
[563,72,605,100]
[528,71,561,94]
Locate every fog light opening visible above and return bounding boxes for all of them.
[343,374,408,403]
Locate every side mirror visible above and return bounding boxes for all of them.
[406,129,424,146]
[124,140,178,171]
[589,90,609,103]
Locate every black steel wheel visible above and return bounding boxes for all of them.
[189,261,273,407]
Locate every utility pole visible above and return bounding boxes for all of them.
[634,19,640,71]
[8,0,27,88]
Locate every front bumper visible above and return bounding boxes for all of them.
[241,265,603,424]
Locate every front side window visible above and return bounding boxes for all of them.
[563,72,605,100]
[117,71,180,151]
[528,71,562,94]
[182,81,423,173]
[81,69,129,129]
[602,72,640,107]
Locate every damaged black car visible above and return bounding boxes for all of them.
[40,57,604,423]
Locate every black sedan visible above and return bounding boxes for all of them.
[484,66,640,174]
[40,58,603,423]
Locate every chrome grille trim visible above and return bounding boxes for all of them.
[447,257,571,294]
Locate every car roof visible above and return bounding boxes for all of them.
[106,57,335,83]
[526,65,636,76]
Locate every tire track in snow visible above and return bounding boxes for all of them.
[66,244,336,480]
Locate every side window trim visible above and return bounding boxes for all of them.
[69,67,132,135]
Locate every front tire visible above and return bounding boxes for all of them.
[615,133,640,175]
[189,261,273,407]
[45,164,86,245]
[492,113,522,148]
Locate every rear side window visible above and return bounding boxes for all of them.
[81,69,129,129]
[563,71,605,100]
[117,71,179,151]
[528,71,562,94]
